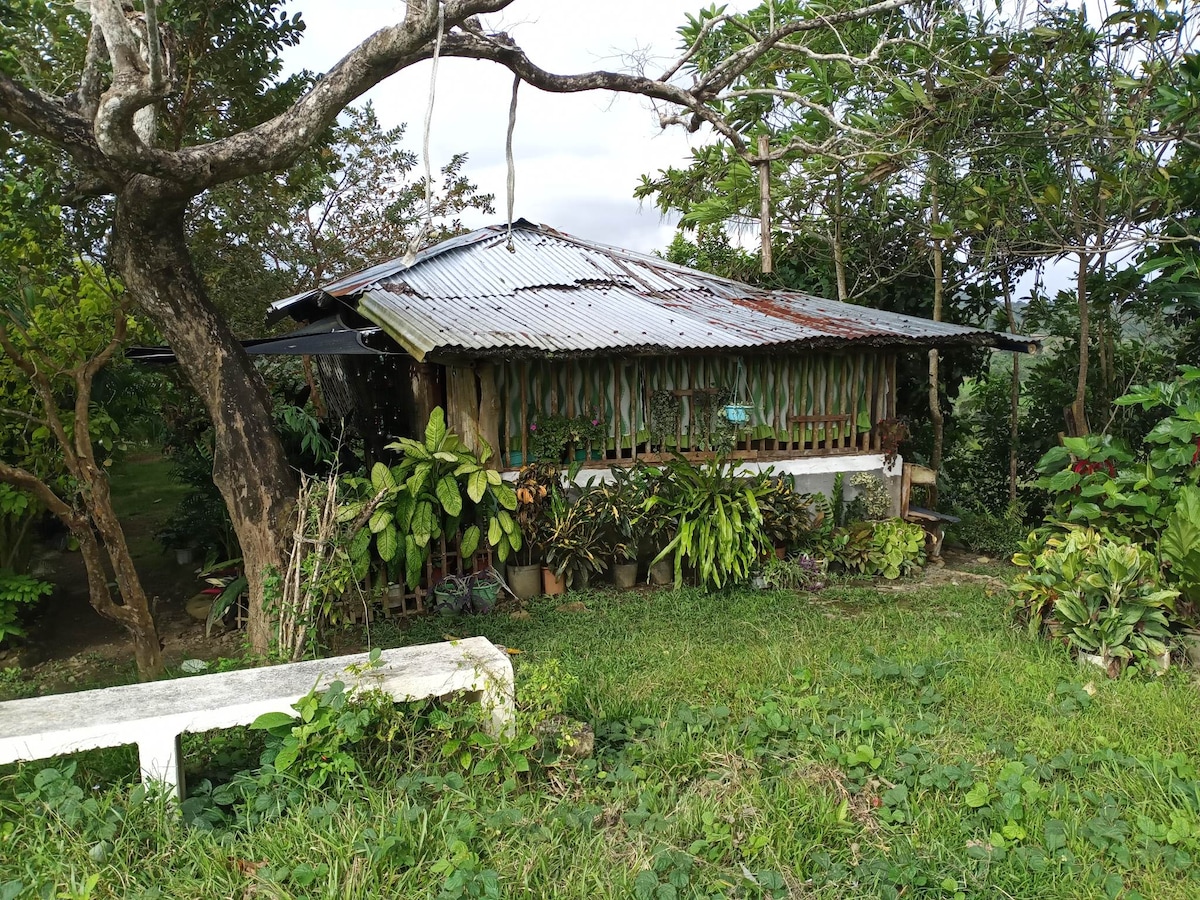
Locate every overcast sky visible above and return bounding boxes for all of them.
[282,2,744,254]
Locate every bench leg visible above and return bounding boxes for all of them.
[483,679,516,739]
[137,730,184,802]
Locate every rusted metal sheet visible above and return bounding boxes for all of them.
[270,220,1038,360]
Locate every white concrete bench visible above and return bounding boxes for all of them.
[0,637,513,800]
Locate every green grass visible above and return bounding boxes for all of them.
[4,583,1200,899]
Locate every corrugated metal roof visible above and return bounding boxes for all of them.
[270,220,1038,361]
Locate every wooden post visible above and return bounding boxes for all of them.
[758,134,773,275]
[446,364,481,455]
[477,364,501,468]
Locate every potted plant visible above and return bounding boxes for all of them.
[1053,540,1177,677]
[542,487,608,592]
[576,406,608,461]
[578,479,640,589]
[758,476,815,558]
[506,462,558,600]
[528,412,572,465]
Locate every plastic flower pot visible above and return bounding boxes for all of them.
[507,451,524,467]
[507,563,542,600]
[613,561,639,590]
[433,577,471,615]
[724,404,751,424]
[174,547,195,565]
[649,558,673,586]
[542,566,566,596]
[469,571,502,614]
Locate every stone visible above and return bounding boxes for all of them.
[976,556,991,564]
[534,714,595,759]
[508,610,531,621]
[555,601,588,613]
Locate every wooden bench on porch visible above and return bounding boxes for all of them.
[0,638,514,801]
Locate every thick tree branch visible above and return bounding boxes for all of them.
[0,75,113,179]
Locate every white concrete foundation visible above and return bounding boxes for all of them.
[0,637,514,801]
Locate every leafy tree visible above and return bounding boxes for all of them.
[0,174,165,677]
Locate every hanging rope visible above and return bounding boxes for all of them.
[403,1,445,266]
[505,74,520,252]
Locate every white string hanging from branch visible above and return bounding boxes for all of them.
[403,1,446,266]
[505,74,520,252]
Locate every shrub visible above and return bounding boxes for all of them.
[0,568,52,643]
[1010,528,1177,674]
[949,504,1026,558]
[648,456,771,590]
[828,519,926,579]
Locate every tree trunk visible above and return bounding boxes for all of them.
[927,172,944,506]
[1001,267,1019,506]
[112,178,297,653]
[1071,249,1091,437]
[832,168,848,303]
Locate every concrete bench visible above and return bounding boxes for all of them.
[0,637,514,801]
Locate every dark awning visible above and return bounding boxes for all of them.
[126,316,403,364]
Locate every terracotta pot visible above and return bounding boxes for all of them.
[507,563,542,600]
[649,558,673,586]
[774,546,787,560]
[542,566,564,595]
[542,566,566,596]
[613,561,639,590]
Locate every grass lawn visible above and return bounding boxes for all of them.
[4,581,1200,899]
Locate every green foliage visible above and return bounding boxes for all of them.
[757,476,820,549]
[949,504,1027,559]
[1011,528,1178,672]
[343,408,518,589]
[0,568,51,642]
[829,519,927,580]
[649,456,771,590]
[849,472,892,521]
[1053,541,1176,673]
[1161,485,1200,620]
[758,553,824,591]
[541,487,609,589]
[1034,367,1200,541]
[527,412,572,464]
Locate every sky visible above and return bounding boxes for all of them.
[281,2,744,254]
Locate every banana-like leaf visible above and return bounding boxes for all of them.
[425,406,447,451]
[436,474,463,517]
[467,470,488,504]
[377,524,399,562]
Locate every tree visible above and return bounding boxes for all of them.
[0,174,165,678]
[0,0,916,652]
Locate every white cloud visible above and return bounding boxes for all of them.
[281,2,743,253]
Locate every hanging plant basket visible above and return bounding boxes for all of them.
[723,404,752,425]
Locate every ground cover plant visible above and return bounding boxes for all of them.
[4,582,1200,899]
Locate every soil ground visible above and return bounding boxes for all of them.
[2,451,243,696]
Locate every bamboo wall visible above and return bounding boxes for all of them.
[491,351,898,468]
